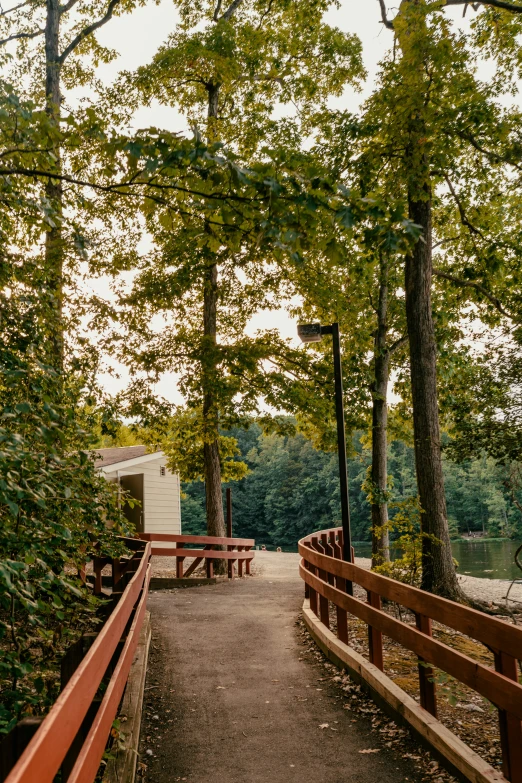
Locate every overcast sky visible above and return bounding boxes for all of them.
[89,1,470,404]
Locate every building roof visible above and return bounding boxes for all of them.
[95,445,153,468]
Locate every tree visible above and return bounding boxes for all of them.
[365,0,522,597]
[0,86,131,732]
[113,0,365,547]
[0,0,144,370]
[290,119,412,565]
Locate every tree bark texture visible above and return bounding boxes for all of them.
[371,266,390,567]
[405,194,461,598]
[397,0,461,599]
[45,0,64,371]
[202,80,226,567]
[202,262,226,543]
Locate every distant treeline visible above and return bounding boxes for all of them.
[181,424,521,548]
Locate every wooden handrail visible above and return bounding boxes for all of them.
[300,563,522,719]
[299,528,522,783]
[141,533,255,580]
[66,566,151,783]
[299,531,522,659]
[139,533,255,547]
[149,547,254,559]
[5,541,151,783]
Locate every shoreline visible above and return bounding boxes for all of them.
[355,556,522,610]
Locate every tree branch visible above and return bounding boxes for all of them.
[432,268,516,320]
[58,0,122,64]
[60,0,82,14]
[0,27,43,46]
[0,165,266,206]
[377,0,394,29]
[0,0,31,17]
[444,0,522,13]
[256,0,274,29]
[443,172,485,239]
[220,0,244,22]
[455,130,522,173]
[388,335,408,355]
[212,0,222,21]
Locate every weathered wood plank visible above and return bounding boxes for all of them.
[367,592,384,672]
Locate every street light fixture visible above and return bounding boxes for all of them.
[298,322,353,596]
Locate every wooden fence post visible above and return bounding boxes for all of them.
[226,488,234,579]
[311,536,330,629]
[176,542,185,578]
[111,558,122,588]
[93,557,105,595]
[495,650,522,783]
[304,541,318,617]
[367,591,384,671]
[329,531,348,644]
[0,718,43,781]
[415,613,438,717]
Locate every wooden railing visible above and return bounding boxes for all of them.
[2,538,151,783]
[299,527,522,783]
[139,533,255,579]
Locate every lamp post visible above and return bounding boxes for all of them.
[297,322,353,595]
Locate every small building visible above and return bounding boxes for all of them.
[96,446,181,537]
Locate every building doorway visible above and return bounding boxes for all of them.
[120,473,144,534]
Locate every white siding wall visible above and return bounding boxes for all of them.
[142,456,181,536]
[105,455,181,540]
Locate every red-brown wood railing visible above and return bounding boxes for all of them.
[299,527,522,783]
[3,538,151,783]
[139,533,255,579]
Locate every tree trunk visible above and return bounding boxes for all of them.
[396,0,462,600]
[45,0,64,372]
[202,261,226,540]
[201,81,226,569]
[405,194,461,598]
[371,261,390,567]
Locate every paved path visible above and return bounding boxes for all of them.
[139,552,419,783]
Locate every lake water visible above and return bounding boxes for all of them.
[353,539,522,581]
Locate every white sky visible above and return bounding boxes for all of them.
[88,1,477,404]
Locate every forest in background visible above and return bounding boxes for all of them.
[180,423,522,548]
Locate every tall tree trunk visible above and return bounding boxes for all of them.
[405,193,461,598]
[202,261,226,541]
[397,0,462,599]
[45,0,64,371]
[201,80,226,563]
[371,260,390,567]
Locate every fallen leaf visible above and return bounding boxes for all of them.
[319,723,329,729]
[359,749,380,754]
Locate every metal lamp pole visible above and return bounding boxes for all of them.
[298,322,353,595]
